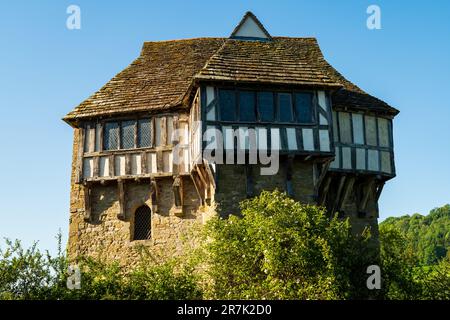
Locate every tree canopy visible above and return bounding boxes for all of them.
[380,204,450,265]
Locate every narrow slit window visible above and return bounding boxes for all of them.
[133,205,151,240]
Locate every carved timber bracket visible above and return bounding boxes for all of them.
[150,177,159,214]
[172,175,184,216]
[117,179,126,220]
[83,182,92,222]
[357,177,376,214]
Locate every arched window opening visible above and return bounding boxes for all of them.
[133,205,151,240]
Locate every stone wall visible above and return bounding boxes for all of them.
[67,129,206,265]
[214,161,316,217]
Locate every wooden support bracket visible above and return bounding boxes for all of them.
[331,175,346,215]
[190,171,205,205]
[172,175,184,215]
[314,160,332,195]
[358,177,376,213]
[337,176,355,213]
[375,181,385,202]
[319,175,332,206]
[150,178,159,213]
[117,179,126,220]
[203,160,216,189]
[83,182,91,222]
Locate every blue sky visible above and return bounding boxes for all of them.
[0,1,449,253]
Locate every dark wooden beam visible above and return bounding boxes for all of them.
[83,182,91,222]
[125,153,132,175]
[117,179,126,220]
[314,160,331,195]
[109,154,115,177]
[93,156,100,177]
[190,172,205,205]
[75,128,85,184]
[319,175,332,206]
[359,177,376,213]
[141,151,147,175]
[195,164,208,189]
[203,161,216,189]
[98,122,104,152]
[172,175,184,210]
[156,150,163,173]
[337,176,355,213]
[375,181,385,201]
[160,117,167,146]
[149,178,159,213]
[332,175,346,215]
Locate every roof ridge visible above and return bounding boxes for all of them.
[142,37,225,44]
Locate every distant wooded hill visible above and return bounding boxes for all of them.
[380,204,450,265]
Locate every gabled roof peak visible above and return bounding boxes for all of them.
[230,11,272,41]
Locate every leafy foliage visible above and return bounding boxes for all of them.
[379,216,450,300]
[197,190,376,300]
[0,235,202,300]
[1,194,448,300]
[380,204,450,265]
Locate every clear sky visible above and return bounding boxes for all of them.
[0,0,449,254]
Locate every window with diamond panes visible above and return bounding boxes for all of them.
[121,120,135,149]
[104,122,119,150]
[138,119,152,148]
[133,205,151,240]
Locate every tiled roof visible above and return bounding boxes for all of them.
[63,38,225,123]
[63,36,398,125]
[195,37,341,88]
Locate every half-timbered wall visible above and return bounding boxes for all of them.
[200,86,334,157]
[78,114,190,182]
[329,111,395,176]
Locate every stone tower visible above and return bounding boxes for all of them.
[63,12,398,263]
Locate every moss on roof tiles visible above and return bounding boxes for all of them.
[63,36,397,124]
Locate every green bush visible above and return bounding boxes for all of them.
[0,236,202,300]
[379,224,450,300]
[1,192,448,300]
[197,190,376,300]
